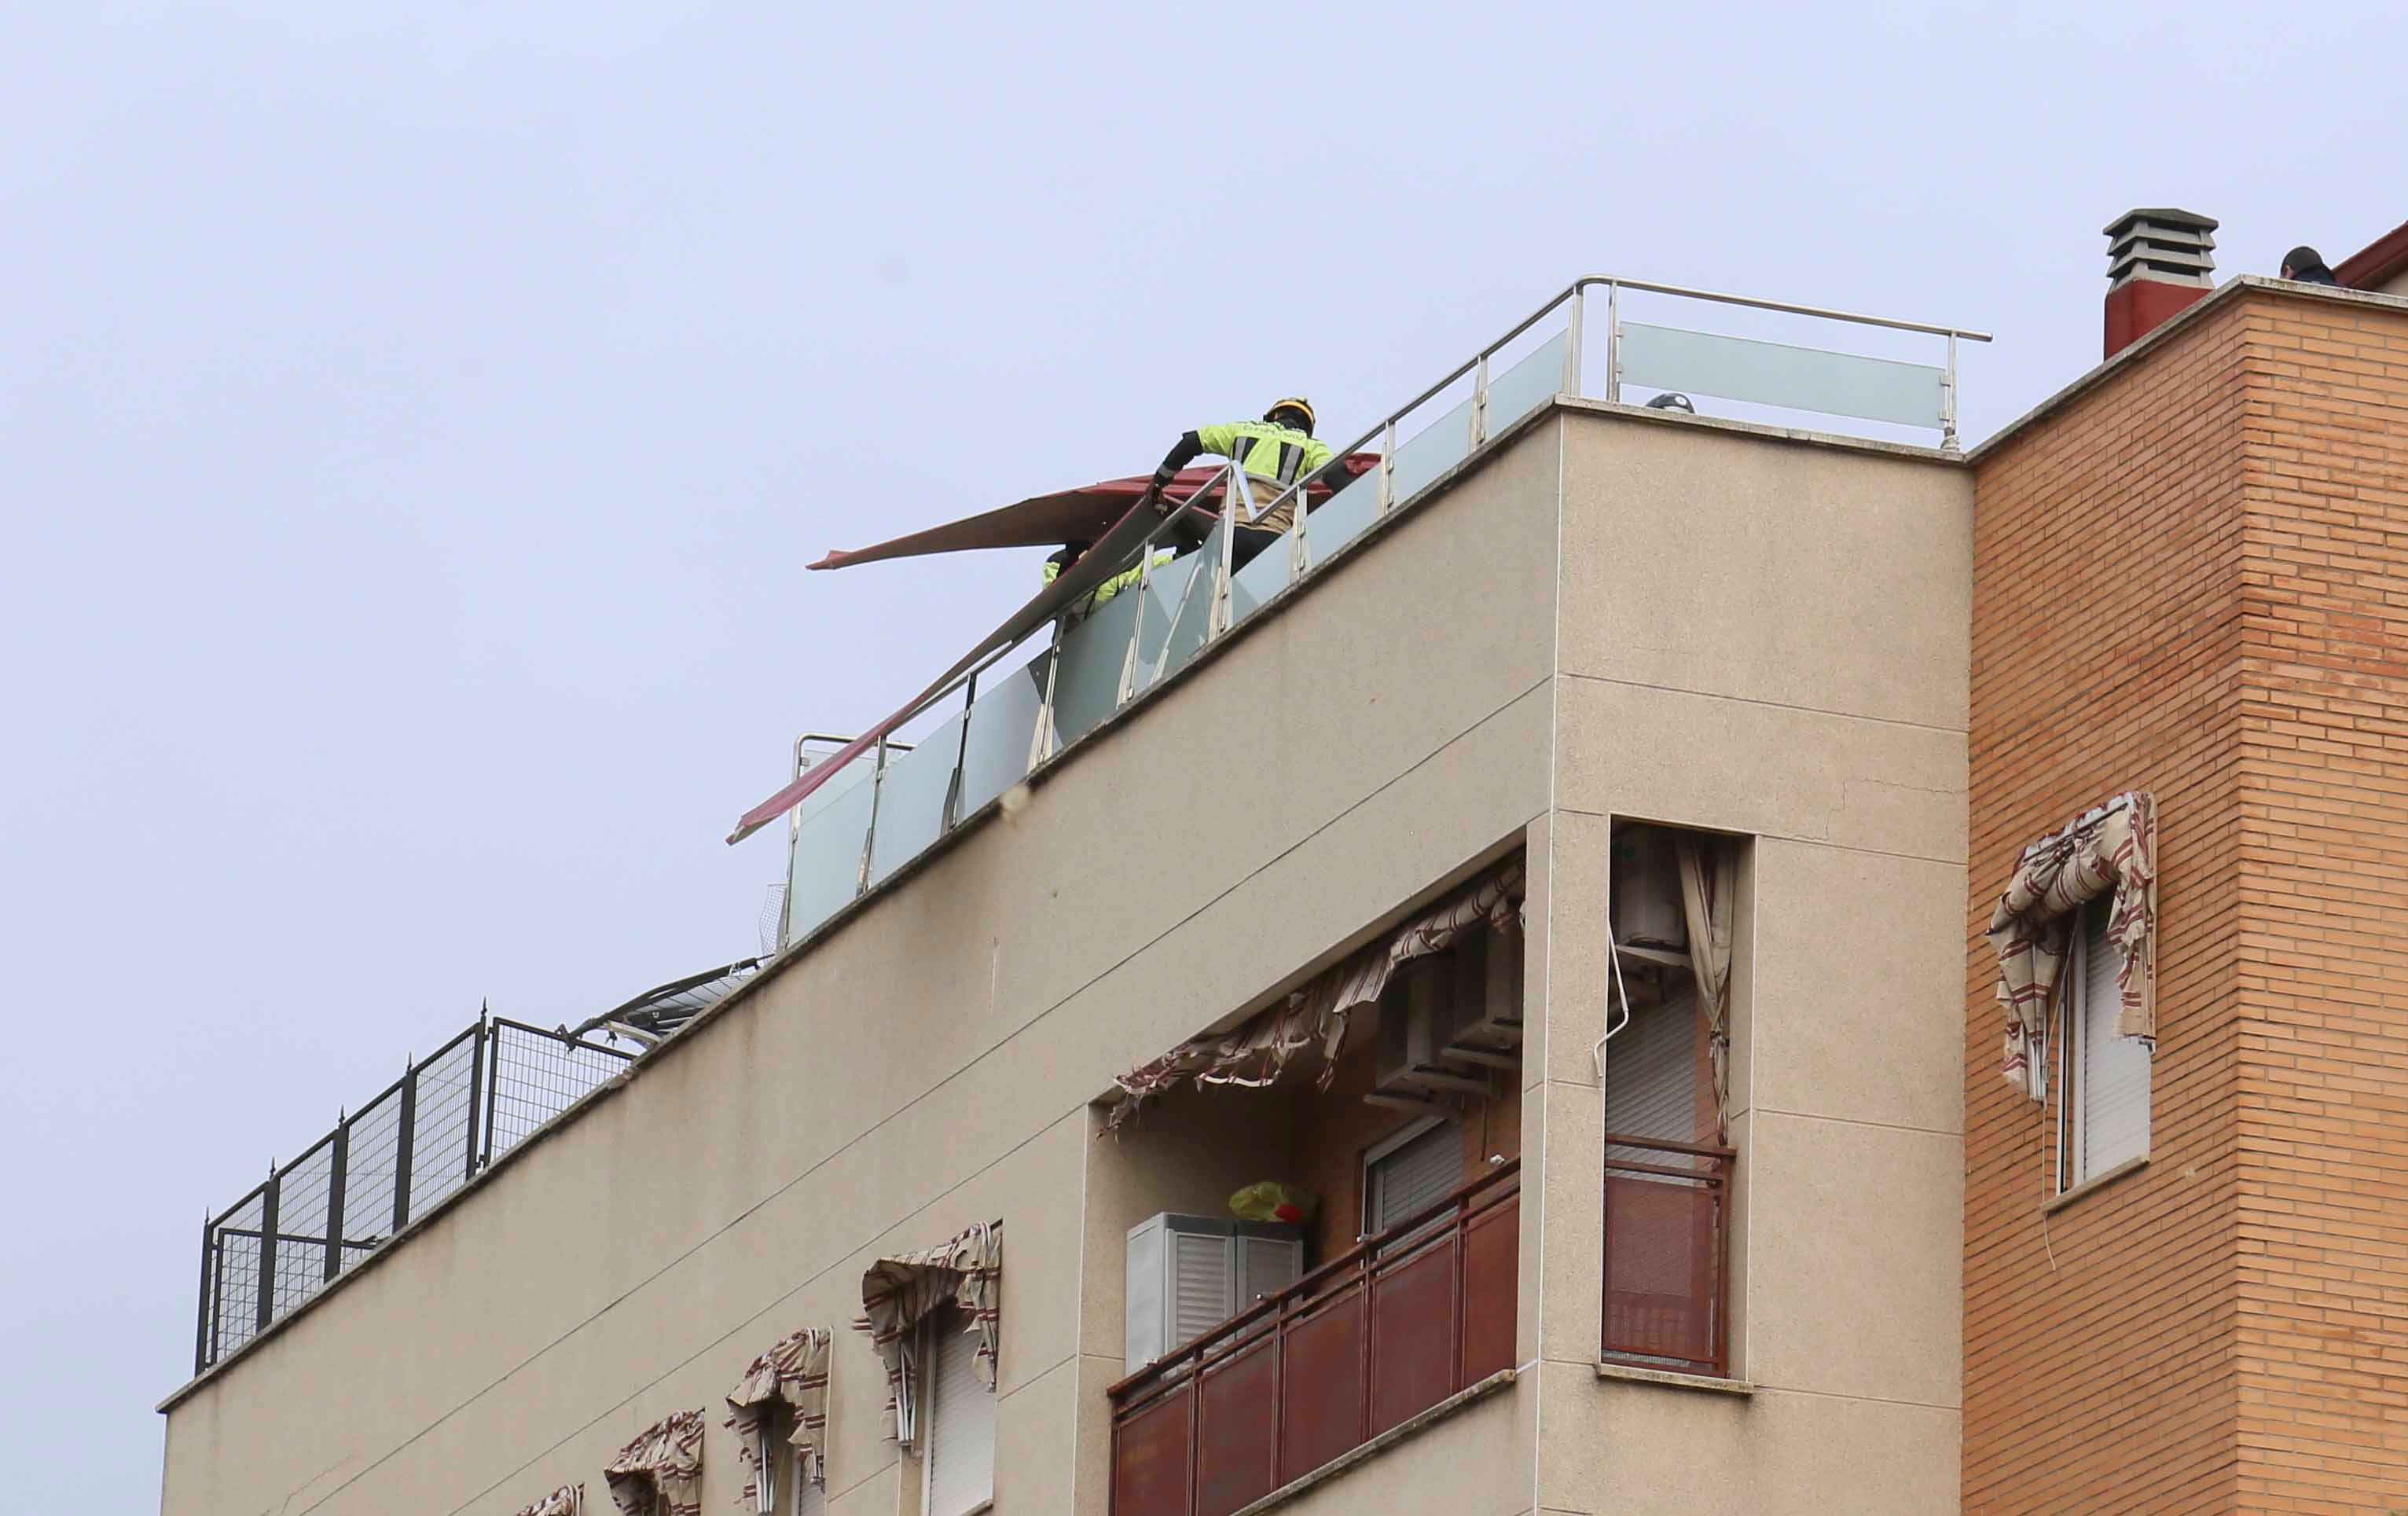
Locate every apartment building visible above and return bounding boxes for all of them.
[160,209,2408,1516]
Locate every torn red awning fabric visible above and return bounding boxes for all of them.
[806,455,1377,572]
[1100,858,1526,1132]
[726,482,1174,844]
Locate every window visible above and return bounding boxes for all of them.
[2058,897,2150,1190]
[1364,1118,1461,1235]
[747,1400,822,1514]
[920,1306,996,1516]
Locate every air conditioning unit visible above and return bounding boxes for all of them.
[1612,828,1689,953]
[1125,1213,1304,1368]
[1372,960,1492,1110]
[1439,923,1524,1068]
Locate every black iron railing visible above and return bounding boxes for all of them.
[193,1014,633,1373]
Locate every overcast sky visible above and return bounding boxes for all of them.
[4,2,2402,1509]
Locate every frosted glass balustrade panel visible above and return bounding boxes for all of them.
[1387,393,1476,505]
[1617,322,1945,430]
[1132,537,1221,695]
[1305,464,1382,561]
[1483,331,1569,437]
[784,765,876,942]
[1047,586,1146,749]
[1231,530,1292,612]
[865,714,964,886]
[953,652,1052,817]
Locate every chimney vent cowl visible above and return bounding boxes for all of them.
[2102,207,2219,358]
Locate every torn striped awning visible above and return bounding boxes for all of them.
[853,1221,1001,1448]
[1988,791,2158,1100]
[604,1409,704,1516]
[724,1326,832,1506]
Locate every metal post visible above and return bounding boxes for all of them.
[1941,330,1961,449]
[207,1221,228,1365]
[942,674,977,830]
[1115,550,1156,708]
[193,1216,215,1375]
[483,1016,505,1165]
[323,1117,348,1283]
[1471,352,1490,447]
[1564,284,1586,395]
[255,1165,281,1335]
[1605,281,1622,404]
[1027,622,1064,771]
[1210,468,1243,637]
[463,1010,487,1182]
[391,1060,418,1233]
[1378,419,1397,515]
[856,736,890,895]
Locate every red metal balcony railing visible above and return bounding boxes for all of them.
[1602,1132,1734,1378]
[1108,1161,1520,1516]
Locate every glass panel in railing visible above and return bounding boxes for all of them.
[865,714,963,886]
[1617,322,1944,430]
[1047,585,1146,750]
[1305,462,1382,561]
[1387,392,1476,505]
[955,652,1052,817]
[1485,329,1569,437]
[784,764,875,941]
[1152,524,1222,684]
[1231,528,1290,614]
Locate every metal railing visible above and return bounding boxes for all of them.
[780,276,1989,949]
[1602,1132,1735,1378]
[193,1013,634,1373]
[1107,1162,1519,1516]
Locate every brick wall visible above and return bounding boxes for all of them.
[2229,289,2408,1509]
[1966,295,2252,1513]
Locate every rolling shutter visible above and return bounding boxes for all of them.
[1607,989,1699,1149]
[1366,1121,1462,1234]
[923,1310,996,1516]
[2076,901,2151,1180]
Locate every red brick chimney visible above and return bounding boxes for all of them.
[2103,208,2218,358]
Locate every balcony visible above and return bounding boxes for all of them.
[1107,1161,1519,1516]
[764,278,1986,953]
[1602,1134,1735,1379]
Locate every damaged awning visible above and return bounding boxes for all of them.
[806,457,1375,571]
[725,1326,832,1500]
[1988,791,2157,1099]
[853,1221,1002,1448]
[728,457,1376,846]
[1103,858,1525,1131]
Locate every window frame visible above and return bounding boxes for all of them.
[2055,896,2152,1194]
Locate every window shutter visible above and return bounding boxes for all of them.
[2077,901,2151,1178]
[1367,1122,1462,1234]
[1235,1234,1302,1311]
[923,1312,996,1516]
[1172,1230,1235,1350]
[1606,989,1699,1147]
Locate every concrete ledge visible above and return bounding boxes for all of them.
[1230,1367,1518,1516]
[1595,1361,1755,1397]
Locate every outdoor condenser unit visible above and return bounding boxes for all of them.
[1611,828,1690,952]
[1436,923,1524,1069]
[1373,960,1492,1106]
[1124,1213,1305,1368]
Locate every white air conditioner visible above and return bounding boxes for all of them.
[1612,828,1689,953]
[1125,1213,1304,1368]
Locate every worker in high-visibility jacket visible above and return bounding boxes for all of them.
[1041,541,1174,626]
[1148,398,1338,543]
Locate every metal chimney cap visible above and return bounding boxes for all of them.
[2101,207,2220,237]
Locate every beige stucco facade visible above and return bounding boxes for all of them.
[160,402,1970,1516]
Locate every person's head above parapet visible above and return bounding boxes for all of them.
[2281,245,2340,284]
[1262,397,1316,435]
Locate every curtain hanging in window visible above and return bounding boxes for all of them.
[1675,835,1740,1140]
[853,1221,1002,1448]
[1986,792,2158,1100]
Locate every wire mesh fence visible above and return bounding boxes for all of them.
[194,1014,634,1372]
